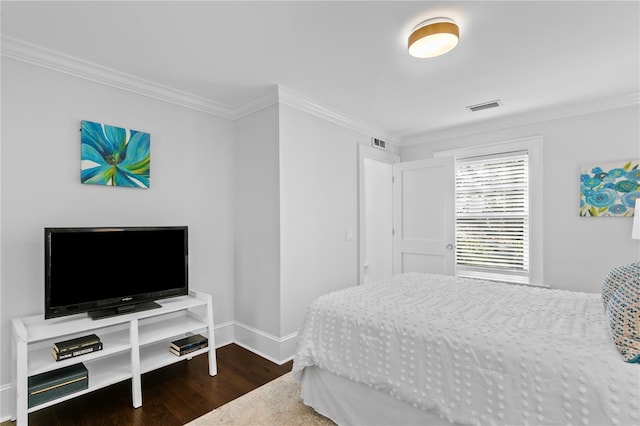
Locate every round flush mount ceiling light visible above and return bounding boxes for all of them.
[408,17,459,58]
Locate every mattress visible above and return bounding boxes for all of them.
[292,272,640,425]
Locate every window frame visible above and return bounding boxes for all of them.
[434,136,545,287]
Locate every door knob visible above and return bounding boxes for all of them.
[446,244,454,250]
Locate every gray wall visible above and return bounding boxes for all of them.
[0,57,236,390]
[233,105,281,336]
[279,104,364,336]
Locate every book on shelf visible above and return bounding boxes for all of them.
[53,342,103,361]
[170,334,208,356]
[28,363,88,408]
[170,341,208,357]
[54,334,101,353]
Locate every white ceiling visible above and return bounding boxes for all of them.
[2,1,639,143]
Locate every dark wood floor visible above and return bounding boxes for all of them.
[21,344,293,426]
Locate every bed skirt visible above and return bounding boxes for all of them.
[300,366,463,426]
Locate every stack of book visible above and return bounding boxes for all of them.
[52,334,103,361]
[170,334,208,356]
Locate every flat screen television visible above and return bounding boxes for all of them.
[45,226,188,320]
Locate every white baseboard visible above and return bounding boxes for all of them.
[233,321,297,365]
[211,320,235,348]
[0,320,296,421]
[0,382,13,422]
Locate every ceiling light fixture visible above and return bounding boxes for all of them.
[408,17,459,58]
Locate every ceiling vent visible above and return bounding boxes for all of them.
[466,100,502,112]
[371,138,388,150]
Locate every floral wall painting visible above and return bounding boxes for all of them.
[81,120,150,188]
[580,160,640,217]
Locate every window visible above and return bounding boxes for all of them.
[455,151,529,283]
[435,136,543,286]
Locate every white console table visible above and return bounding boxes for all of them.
[11,290,216,425]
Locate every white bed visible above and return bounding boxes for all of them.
[292,273,640,425]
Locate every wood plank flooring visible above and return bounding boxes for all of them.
[15,344,292,426]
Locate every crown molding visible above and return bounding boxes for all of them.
[1,36,394,143]
[1,36,235,118]
[2,36,636,148]
[399,92,640,146]
[232,86,397,147]
[276,86,394,143]
[231,87,280,120]
[19,34,631,147]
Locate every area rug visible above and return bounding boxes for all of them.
[186,372,335,425]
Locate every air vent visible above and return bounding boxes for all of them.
[466,100,502,112]
[371,138,387,150]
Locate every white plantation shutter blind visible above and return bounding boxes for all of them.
[455,150,529,283]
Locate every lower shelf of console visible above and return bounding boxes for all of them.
[27,353,132,413]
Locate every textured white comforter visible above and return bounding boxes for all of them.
[293,273,640,425]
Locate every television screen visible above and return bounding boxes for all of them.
[45,226,188,319]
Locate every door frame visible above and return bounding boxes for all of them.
[358,144,399,284]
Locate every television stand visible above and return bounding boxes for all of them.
[89,301,161,320]
[11,290,216,426]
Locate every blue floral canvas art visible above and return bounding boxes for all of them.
[81,120,150,188]
[580,160,639,217]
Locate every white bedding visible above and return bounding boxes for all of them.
[292,273,640,425]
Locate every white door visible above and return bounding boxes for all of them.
[363,158,393,283]
[392,157,455,275]
[358,145,399,284]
